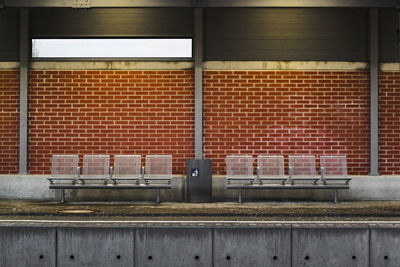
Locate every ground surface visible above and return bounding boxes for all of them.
[0,200,400,222]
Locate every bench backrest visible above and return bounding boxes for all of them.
[289,155,316,178]
[226,155,254,179]
[320,155,347,178]
[83,155,110,178]
[51,155,79,178]
[145,155,172,178]
[258,155,285,178]
[113,155,142,179]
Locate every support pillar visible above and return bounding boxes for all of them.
[369,9,379,176]
[19,8,29,174]
[194,8,203,159]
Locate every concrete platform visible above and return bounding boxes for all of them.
[0,200,400,266]
[1,200,400,222]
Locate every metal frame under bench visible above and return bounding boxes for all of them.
[49,183,171,204]
[227,184,350,204]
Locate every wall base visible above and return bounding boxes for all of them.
[0,175,400,202]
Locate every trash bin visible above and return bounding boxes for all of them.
[186,159,212,203]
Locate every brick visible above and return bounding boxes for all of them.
[0,70,19,174]
[204,70,370,175]
[28,70,195,174]
[2,69,397,176]
[379,71,400,174]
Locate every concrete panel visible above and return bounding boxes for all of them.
[381,63,400,71]
[370,227,400,267]
[57,227,134,267]
[213,227,291,267]
[27,60,398,71]
[0,62,19,69]
[0,175,56,200]
[30,61,194,70]
[340,176,400,201]
[135,227,212,267]
[0,227,56,267]
[292,227,369,267]
[204,61,369,70]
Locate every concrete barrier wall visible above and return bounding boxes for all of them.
[0,227,56,267]
[214,227,291,267]
[370,226,400,266]
[292,226,369,267]
[57,227,134,267]
[2,175,400,202]
[0,225,399,267]
[136,228,212,267]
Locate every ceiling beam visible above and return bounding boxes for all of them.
[3,0,400,8]
[207,0,400,8]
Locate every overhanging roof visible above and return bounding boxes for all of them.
[2,0,400,8]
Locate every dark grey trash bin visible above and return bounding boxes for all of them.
[186,159,212,203]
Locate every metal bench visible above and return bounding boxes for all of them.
[227,155,351,203]
[48,154,172,204]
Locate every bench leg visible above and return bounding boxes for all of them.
[156,188,160,204]
[60,189,65,203]
[333,189,338,204]
[238,188,243,204]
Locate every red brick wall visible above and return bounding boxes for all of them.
[204,70,370,175]
[379,71,400,175]
[0,70,19,174]
[2,68,396,175]
[29,70,194,174]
